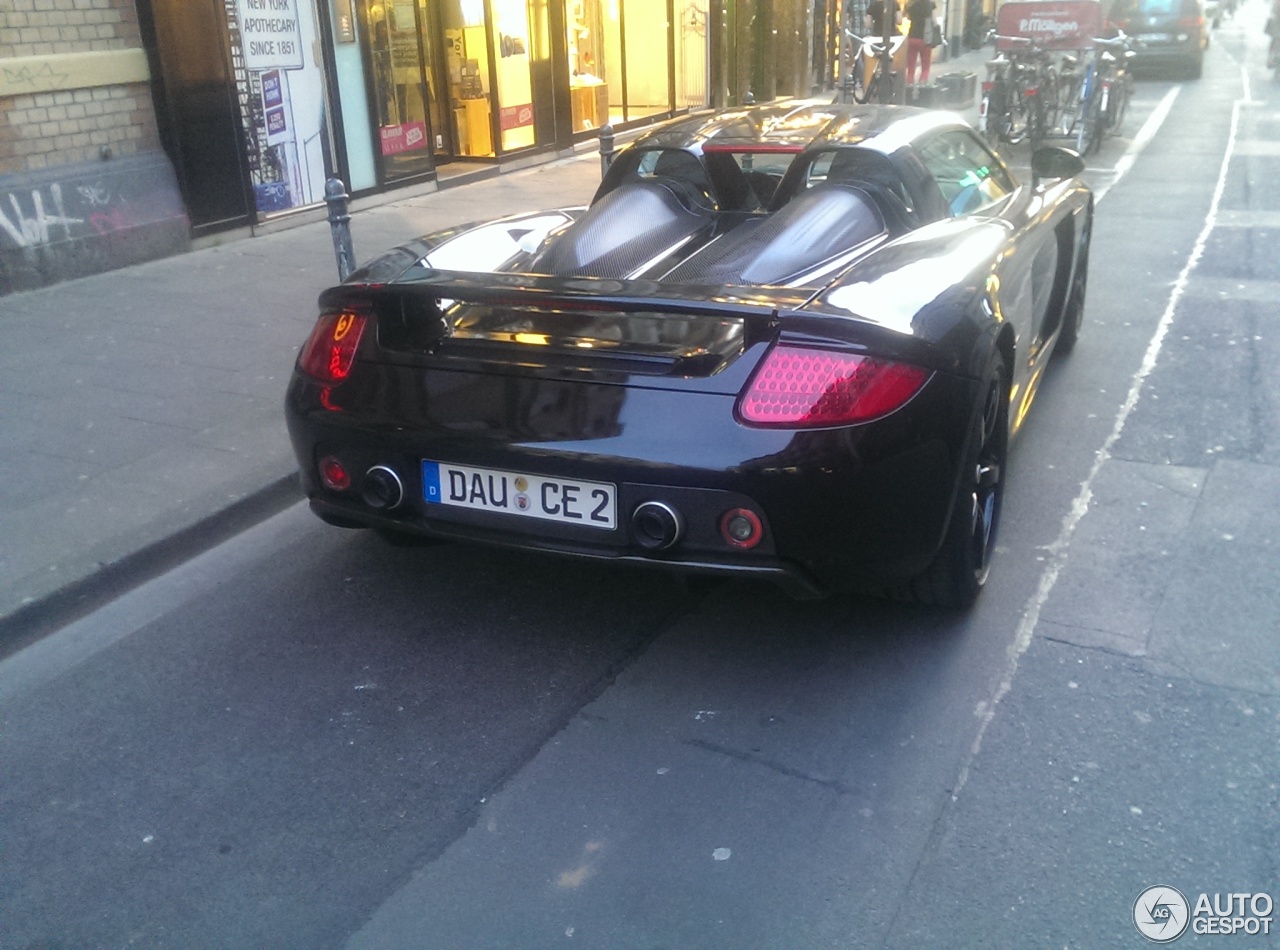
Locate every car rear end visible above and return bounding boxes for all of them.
[1113,0,1206,76]
[284,274,983,597]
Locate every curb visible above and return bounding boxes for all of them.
[0,474,304,662]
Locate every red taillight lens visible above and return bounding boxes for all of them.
[738,346,930,428]
[298,310,368,383]
[319,455,351,491]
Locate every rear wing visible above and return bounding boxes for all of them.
[318,270,820,379]
[321,268,817,319]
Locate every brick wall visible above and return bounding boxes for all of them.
[0,0,159,175]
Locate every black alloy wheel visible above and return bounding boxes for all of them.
[894,354,1009,607]
[1057,214,1091,353]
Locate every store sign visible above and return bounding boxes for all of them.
[499,103,534,132]
[995,0,1102,49]
[380,121,428,155]
[262,69,283,107]
[235,0,305,70]
[260,68,292,146]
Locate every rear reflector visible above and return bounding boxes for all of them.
[298,310,367,383]
[738,346,929,427]
[319,456,351,491]
[720,508,763,549]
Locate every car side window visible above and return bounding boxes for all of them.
[916,131,1015,217]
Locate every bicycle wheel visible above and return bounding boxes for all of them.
[1005,85,1029,145]
[980,82,1006,141]
[1039,67,1060,139]
[1055,66,1079,135]
[1107,75,1130,134]
[851,55,871,103]
[1075,94,1101,155]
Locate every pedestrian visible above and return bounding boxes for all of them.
[866,0,899,38]
[1269,0,1280,68]
[905,0,937,87]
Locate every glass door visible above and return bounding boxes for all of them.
[489,0,536,151]
[366,0,436,180]
[441,0,497,157]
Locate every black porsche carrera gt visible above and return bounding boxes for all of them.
[285,103,1092,607]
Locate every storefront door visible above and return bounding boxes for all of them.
[437,0,497,157]
[365,0,443,179]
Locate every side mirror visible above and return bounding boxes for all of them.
[1031,145,1085,187]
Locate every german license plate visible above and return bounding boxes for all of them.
[1142,32,1174,42]
[422,461,616,530]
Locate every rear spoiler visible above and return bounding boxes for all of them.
[319,268,817,324]
[319,269,833,379]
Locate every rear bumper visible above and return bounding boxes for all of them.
[1128,33,1204,69]
[310,496,830,599]
[286,367,979,596]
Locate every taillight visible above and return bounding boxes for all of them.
[297,310,368,383]
[737,346,930,428]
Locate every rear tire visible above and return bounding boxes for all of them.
[893,355,1009,608]
[1057,218,1090,354]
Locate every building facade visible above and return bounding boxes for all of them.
[0,0,189,293]
[2,0,824,291]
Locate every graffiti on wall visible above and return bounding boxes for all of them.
[0,154,190,294]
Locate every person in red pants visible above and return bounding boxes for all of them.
[905,0,938,88]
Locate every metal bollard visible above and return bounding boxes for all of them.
[599,124,615,178]
[324,178,356,282]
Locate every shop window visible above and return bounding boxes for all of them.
[490,0,536,151]
[567,0,609,130]
[367,1,436,180]
[623,0,670,120]
[444,0,496,156]
[566,0,673,131]
[228,0,335,214]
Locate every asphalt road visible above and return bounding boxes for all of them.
[2,14,1277,949]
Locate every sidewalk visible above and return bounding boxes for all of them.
[0,55,994,641]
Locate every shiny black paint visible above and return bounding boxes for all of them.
[285,104,1093,599]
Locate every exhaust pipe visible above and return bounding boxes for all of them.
[361,465,404,510]
[631,501,683,551]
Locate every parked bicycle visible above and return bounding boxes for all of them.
[842,31,906,104]
[981,34,1060,152]
[978,50,1027,144]
[1065,33,1133,156]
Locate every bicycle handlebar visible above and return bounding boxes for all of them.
[845,30,905,52]
[1089,32,1132,47]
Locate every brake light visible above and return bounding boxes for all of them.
[298,310,368,383]
[737,346,930,427]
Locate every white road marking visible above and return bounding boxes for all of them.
[1094,86,1181,202]
[953,73,1244,800]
